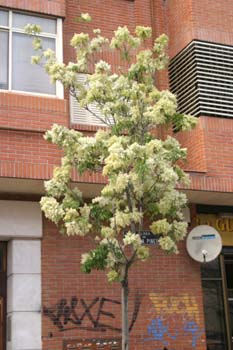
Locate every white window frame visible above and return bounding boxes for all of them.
[0,9,63,98]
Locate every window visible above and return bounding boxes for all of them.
[0,9,63,96]
[0,242,6,350]
[201,258,227,350]
[201,251,233,350]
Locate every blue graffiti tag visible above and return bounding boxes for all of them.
[143,318,203,349]
[145,317,178,346]
[183,321,203,347]
[147,317,168,345]
[148,318,168,342]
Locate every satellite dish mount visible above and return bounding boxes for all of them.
[186,225,222,263]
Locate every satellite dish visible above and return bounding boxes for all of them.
[186,225,222,263]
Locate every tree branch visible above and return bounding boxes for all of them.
[125,185,136,233]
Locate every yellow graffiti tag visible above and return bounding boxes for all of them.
[149,293,200,323]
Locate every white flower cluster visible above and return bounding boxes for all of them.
[81,253,90,265]
[40,197,64,224]
[64,204,91,236]
[31,56,41,64]
[123,232,141,247]
[95,60,111,73]
[70,32,89,48]
[144,90,177,125]
[135,26,152,39]
[110,26,140,50]
[101,227,115,238]
[159,166,178,184]
[159,236,178,253]
[114,173,129,193]
[24,24,41,35]
[150,219,171,235]
[107,270,119,282]
[80,13,92,22]
[158,189,187,215]
[172,221,187,241]
[32,37,42,51]
[112,210,142,229]
[44,124,82,150]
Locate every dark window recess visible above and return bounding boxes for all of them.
[169,40,233,119]
[0,242,7,350]
[224,255,233,345]
[201,258,228,350]
[201,251,233,350]
[63,338,121,350]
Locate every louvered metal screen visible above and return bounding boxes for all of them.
[169,40,233,118]
[70,74,105,126]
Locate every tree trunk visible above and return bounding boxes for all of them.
[121,278,129,350]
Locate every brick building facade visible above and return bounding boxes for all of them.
[0,1,233,350]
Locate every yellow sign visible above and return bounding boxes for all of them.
[196,214,233,246]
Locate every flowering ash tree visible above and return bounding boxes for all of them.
[26,14,197,350]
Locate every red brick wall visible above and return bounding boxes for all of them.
[0,92,68,132]
[0,0,167,183]
[0,130,61,179]
[0,128,108,183]
[165,0,233,58]
[0,0,66,17]
[63,0,154,74]
[42,218,206,350]
[192,0,233,47]
[64,0,152,40]
[176,120,207,173]
[177,116,233,193]
[3,2,233,350]
[164,0,194,58]
[162,0,233,193]
[1,0,233,194]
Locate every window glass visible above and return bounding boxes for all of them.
[0,245,3,272]
[225,259,233,297]
[0,30,8,89]
[13,12,56,34]
[0,10,8,26]
[202,280,227,349]
[12,33,56,94]
[201,258,221,279]
[0,10,60,95]
[229,301,233,341]
[225,257,233,340]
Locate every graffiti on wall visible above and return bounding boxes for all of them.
[144,293,204,349]
[43,292,141,333]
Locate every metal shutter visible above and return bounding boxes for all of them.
[70,74,105,126]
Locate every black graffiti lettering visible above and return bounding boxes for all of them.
[62,296,81,326]
[43,297,80,330]
[43,305,64,330]
[79,297,100,324]
[129,291,141,332]
[95,297,121,331]
[43,293,141,333]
